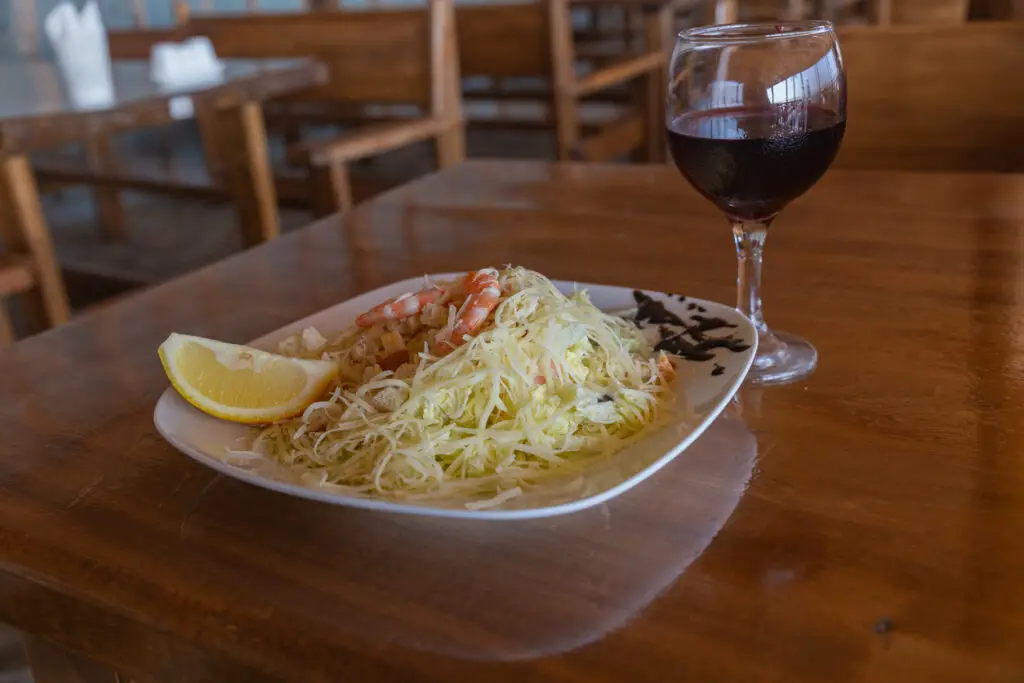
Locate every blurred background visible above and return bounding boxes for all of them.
[0,0,1020,325]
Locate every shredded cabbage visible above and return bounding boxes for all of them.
[238,267,676,509]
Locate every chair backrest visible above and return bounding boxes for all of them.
[106,0,195,59]
[107,26,192,60]
[834,21,1024,172]
[736,0,804,20]
[456,1,554,80]
[182,1,455,108]
[879,0,969,24]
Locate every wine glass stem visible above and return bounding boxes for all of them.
[731,219,772,335]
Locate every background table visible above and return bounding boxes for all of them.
[0,57,324,341]
[0,161,1021,682]
[0,58,325,254]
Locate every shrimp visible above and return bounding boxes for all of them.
[657,352,676,384]
[434,269,502,355]
[355,286,443,328]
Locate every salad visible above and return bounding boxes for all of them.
[232,266,678,509]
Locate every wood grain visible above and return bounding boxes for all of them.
[187,11,436,106]
[835,21,1024,172]
[431,0,467,169]
[0,255,35,298]
[457,0,668,162]
[290,120,449,168]
[309,161,353,217]
[215,102,280,246]
[0,300,12,346]
[0,155,70,331]
[180,1,465,215]
[0,161,1022,682]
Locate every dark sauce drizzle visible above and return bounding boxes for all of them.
[631,290,751,369]
[633,290,684,326]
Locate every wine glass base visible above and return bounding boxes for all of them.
[747,330,817,386]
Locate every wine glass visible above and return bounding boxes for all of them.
[667,21,846,385]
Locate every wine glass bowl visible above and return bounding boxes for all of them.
[667,21,847,385]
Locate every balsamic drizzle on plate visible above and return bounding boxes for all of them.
[630,291,751,371]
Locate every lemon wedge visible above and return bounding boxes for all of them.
[158,333,337,424]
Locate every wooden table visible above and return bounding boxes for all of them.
[0,160,1022,682]
[0,58,325,337]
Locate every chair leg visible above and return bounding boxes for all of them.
[0,301,14,347]
[216,102,281,246]
[197,111,226,188]
[435,123,466,169]
[0,155,70,332]
[642,7,670,163]
[309,161,353,218]
[549,0,581,161]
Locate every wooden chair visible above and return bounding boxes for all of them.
[873,0,970,24]
[0,157,71,346]
[178,0,465,216]
[834,21,1024,172]
[457,0,671,162]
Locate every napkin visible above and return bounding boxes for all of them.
[44,0,116,110]
[150,37,225,89]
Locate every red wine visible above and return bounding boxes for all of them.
[667,106,845,222]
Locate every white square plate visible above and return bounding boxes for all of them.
[154,275,757,519]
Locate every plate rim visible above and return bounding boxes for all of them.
[153,275,757,520]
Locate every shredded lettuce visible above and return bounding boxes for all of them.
[238,267,675,509]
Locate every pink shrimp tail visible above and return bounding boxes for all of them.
[355,286,443,328]
[433,268,502,355]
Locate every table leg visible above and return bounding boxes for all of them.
[215,101,280,247]
[0,155,71,333]
[83,136,128,241]
[196,111,226,188]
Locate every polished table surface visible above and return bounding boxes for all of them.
[0,161,1021,682]
[0,58,324,155]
